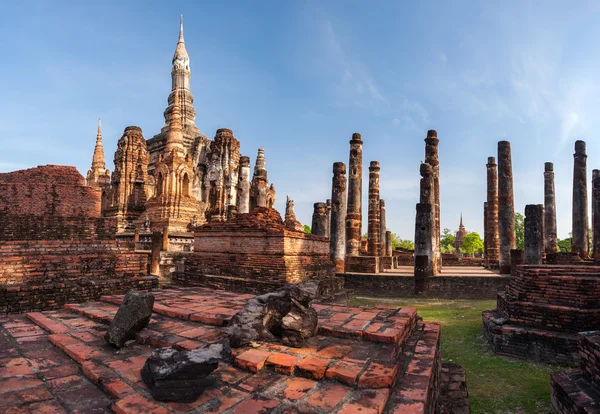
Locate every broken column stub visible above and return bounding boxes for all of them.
[498,141,516,274]
[346,132,363,256]
[141,342,230,402]
[311,202,328,236]
[544,162,558,254]
[104,290,154,348]
[524,204,544,265]
[368,161,381,256]
[237,156,251,214]
[593,170,600,259]
[330,162,347,273]
[227,280,319,348]
[572,140,589,259]
[510,249,524,276]
[386,230,393,257]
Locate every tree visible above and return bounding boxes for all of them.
[303,225,311,234]
[396,239,415,250]
[461,232,484,256]
[557,237,571,252]
[440,228,455,253]
[515,213,524,250]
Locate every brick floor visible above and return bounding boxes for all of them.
[0,286,442,413]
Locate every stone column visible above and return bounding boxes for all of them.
[424,130,441,272]
[498,141,516,274]
[543,162,558,254]
[572,140,589,259]
[311,202,328,236]
[414,203,434,278]
[486,157,499,266]
[326,199,332,238]
[161,227,169,251]
[237,156,251,214]
[385,230,393,257]
[346,133,363,256]
[592,170,600,259]
[380,199,387,256]
[418,163,437,274]
[524,204,544,265]
[330,162,347,272]
[483,202,488,264]
[367,161,381,256]
[510,249,523,276]
[150,231,161,275]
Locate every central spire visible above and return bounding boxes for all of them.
[173,14,189,67]
[165,92,185,155]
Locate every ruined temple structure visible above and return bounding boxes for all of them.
[85,16,276,240]
[453,214,469,253]
[104,126,154,233]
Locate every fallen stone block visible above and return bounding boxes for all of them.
[104,290,154,348]
[141,342,229,402]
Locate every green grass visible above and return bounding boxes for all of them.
[349,297,561,414]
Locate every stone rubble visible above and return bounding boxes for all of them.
[104,289,154,348]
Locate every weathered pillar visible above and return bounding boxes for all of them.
[330,162,347,273]
[524,204,544,265]
[380,199,387,256]
[326,199,332,238]
[161,227,169,251]
[414,203,434,278]
[483,202,488,264]
[237,156,251,214]
[572,140,589,259]
[498,141,516,274]
[543,162,558,255]
[418,163,437,275]
[424,130,441,272]
[150,231,161,275]
[510,249,523,276]
[592,170,600,259]
[367,161,381,256]
[486,157,499,266]
[346,133,363,256]
[385,230,393,257]
[312,202,328,236]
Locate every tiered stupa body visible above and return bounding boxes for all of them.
[145,92,201,232]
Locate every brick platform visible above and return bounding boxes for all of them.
[551,333,600,412]
[483,265,600,366]
[175,208,342,295]
[0,286,443,413]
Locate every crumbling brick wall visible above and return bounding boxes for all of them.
[0,165,155,313]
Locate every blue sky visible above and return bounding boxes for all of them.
[1,1,600,240]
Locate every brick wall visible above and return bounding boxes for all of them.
[343,273,510,299]
[0,165,157,313]
[0,165,101,218]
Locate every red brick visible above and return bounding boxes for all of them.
[112,394,170,414]
[325,360,363,385]
[282,377,316,400]
[265,353,302,375]
[358,361,398,388]
[315,344,352,359]
[231,396,280,413]
[235,349,272,372]
[295,356,331,380]
[305,382,350,411]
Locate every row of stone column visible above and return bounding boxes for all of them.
[485,139,600,273]
[312,133,393,272]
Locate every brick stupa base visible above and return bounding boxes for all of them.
[483,265,600,366]
[175,208,343,296]
[0,286,442,413]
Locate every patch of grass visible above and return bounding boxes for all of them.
[350,297,560,414]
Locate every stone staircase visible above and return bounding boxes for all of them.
[2,286,442,413]
[551,333,600,413]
